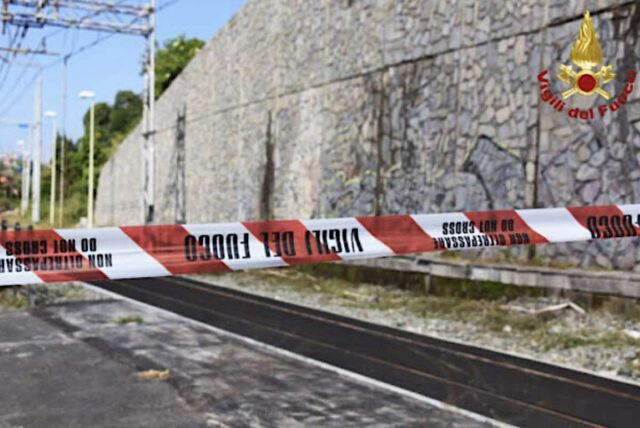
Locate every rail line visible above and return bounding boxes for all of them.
[90,277,640,427]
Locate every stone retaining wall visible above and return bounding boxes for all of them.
[96,0,640,270]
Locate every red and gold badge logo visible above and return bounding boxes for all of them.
[556,11,615,100]
[537,11,636,120]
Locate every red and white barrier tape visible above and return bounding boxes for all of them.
[0,204,639,286]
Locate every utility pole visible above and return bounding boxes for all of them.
[143,0,156,224]
[32,77,42,224]
[45,111,57,225]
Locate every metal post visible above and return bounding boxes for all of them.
[48,114,57,225]
[143,0,156,224]
[142,64,149,224]
[31,77,42,224]
[59,56,68,226]
[88,100,95,228]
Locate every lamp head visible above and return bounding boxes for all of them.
[78,90,95,99]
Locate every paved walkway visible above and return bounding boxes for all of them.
[0,295,497,427]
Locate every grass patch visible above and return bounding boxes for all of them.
[428,276,545,300]
[0,288,28,310]
[297,263,546,301]
[247,269,500,321]
[535,330,640,351]
[114,314,144,325]
[297,264,426,291]
[481,309,542,332]
[241,270,556,333]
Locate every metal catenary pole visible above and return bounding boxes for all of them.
[141,59,149,224]
[31,77,42,224]
[88,99,95,228]
[144,0,156,224]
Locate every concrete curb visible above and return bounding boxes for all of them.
[347,256,640,299]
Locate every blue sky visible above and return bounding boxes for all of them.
[0,0,246,159]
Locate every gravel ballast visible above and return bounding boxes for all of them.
[189,269,640,384]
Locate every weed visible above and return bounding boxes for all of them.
[481,309,542,332]
[114,314,144,325]
[0,288,28,310]
[535,329,640,350]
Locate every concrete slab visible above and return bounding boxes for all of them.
[0,310,203,428]
[0,298,497,427]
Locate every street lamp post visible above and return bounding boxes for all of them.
[17,139,28,215]
[79,90,95,228]
[45,111,57,225]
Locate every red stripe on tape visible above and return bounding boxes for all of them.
[356,215,436,253]
[0,229,108,282]
[464,210,549,246]
[0,203,638,288]
[121,225,231,275]
[243,220,342,266]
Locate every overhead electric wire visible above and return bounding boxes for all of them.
[34,0,182,70]
[0,0,180,100]
[0,24,30,105]
[157,0,182,11]
[0,25,23,79]
[0,66,39,119]
[0,0,139,118]
[0,0,182,149]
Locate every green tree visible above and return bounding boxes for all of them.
[151,35,204,98]
[110,90,143,138]
[62,90,143,225]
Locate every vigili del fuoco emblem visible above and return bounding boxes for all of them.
[557,11,615,100]
[537,10,636,121]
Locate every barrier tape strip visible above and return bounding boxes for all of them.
[0,204,639,286]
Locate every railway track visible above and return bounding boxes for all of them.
[91,276,640,428]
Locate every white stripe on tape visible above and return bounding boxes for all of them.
[0,204,637,286]
[183,223,288,270]
[55,228,172,279]
[516,208,592,243]
[299,218,394,261]
[0,246,43,285]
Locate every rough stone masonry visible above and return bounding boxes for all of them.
[95,0,640,271]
